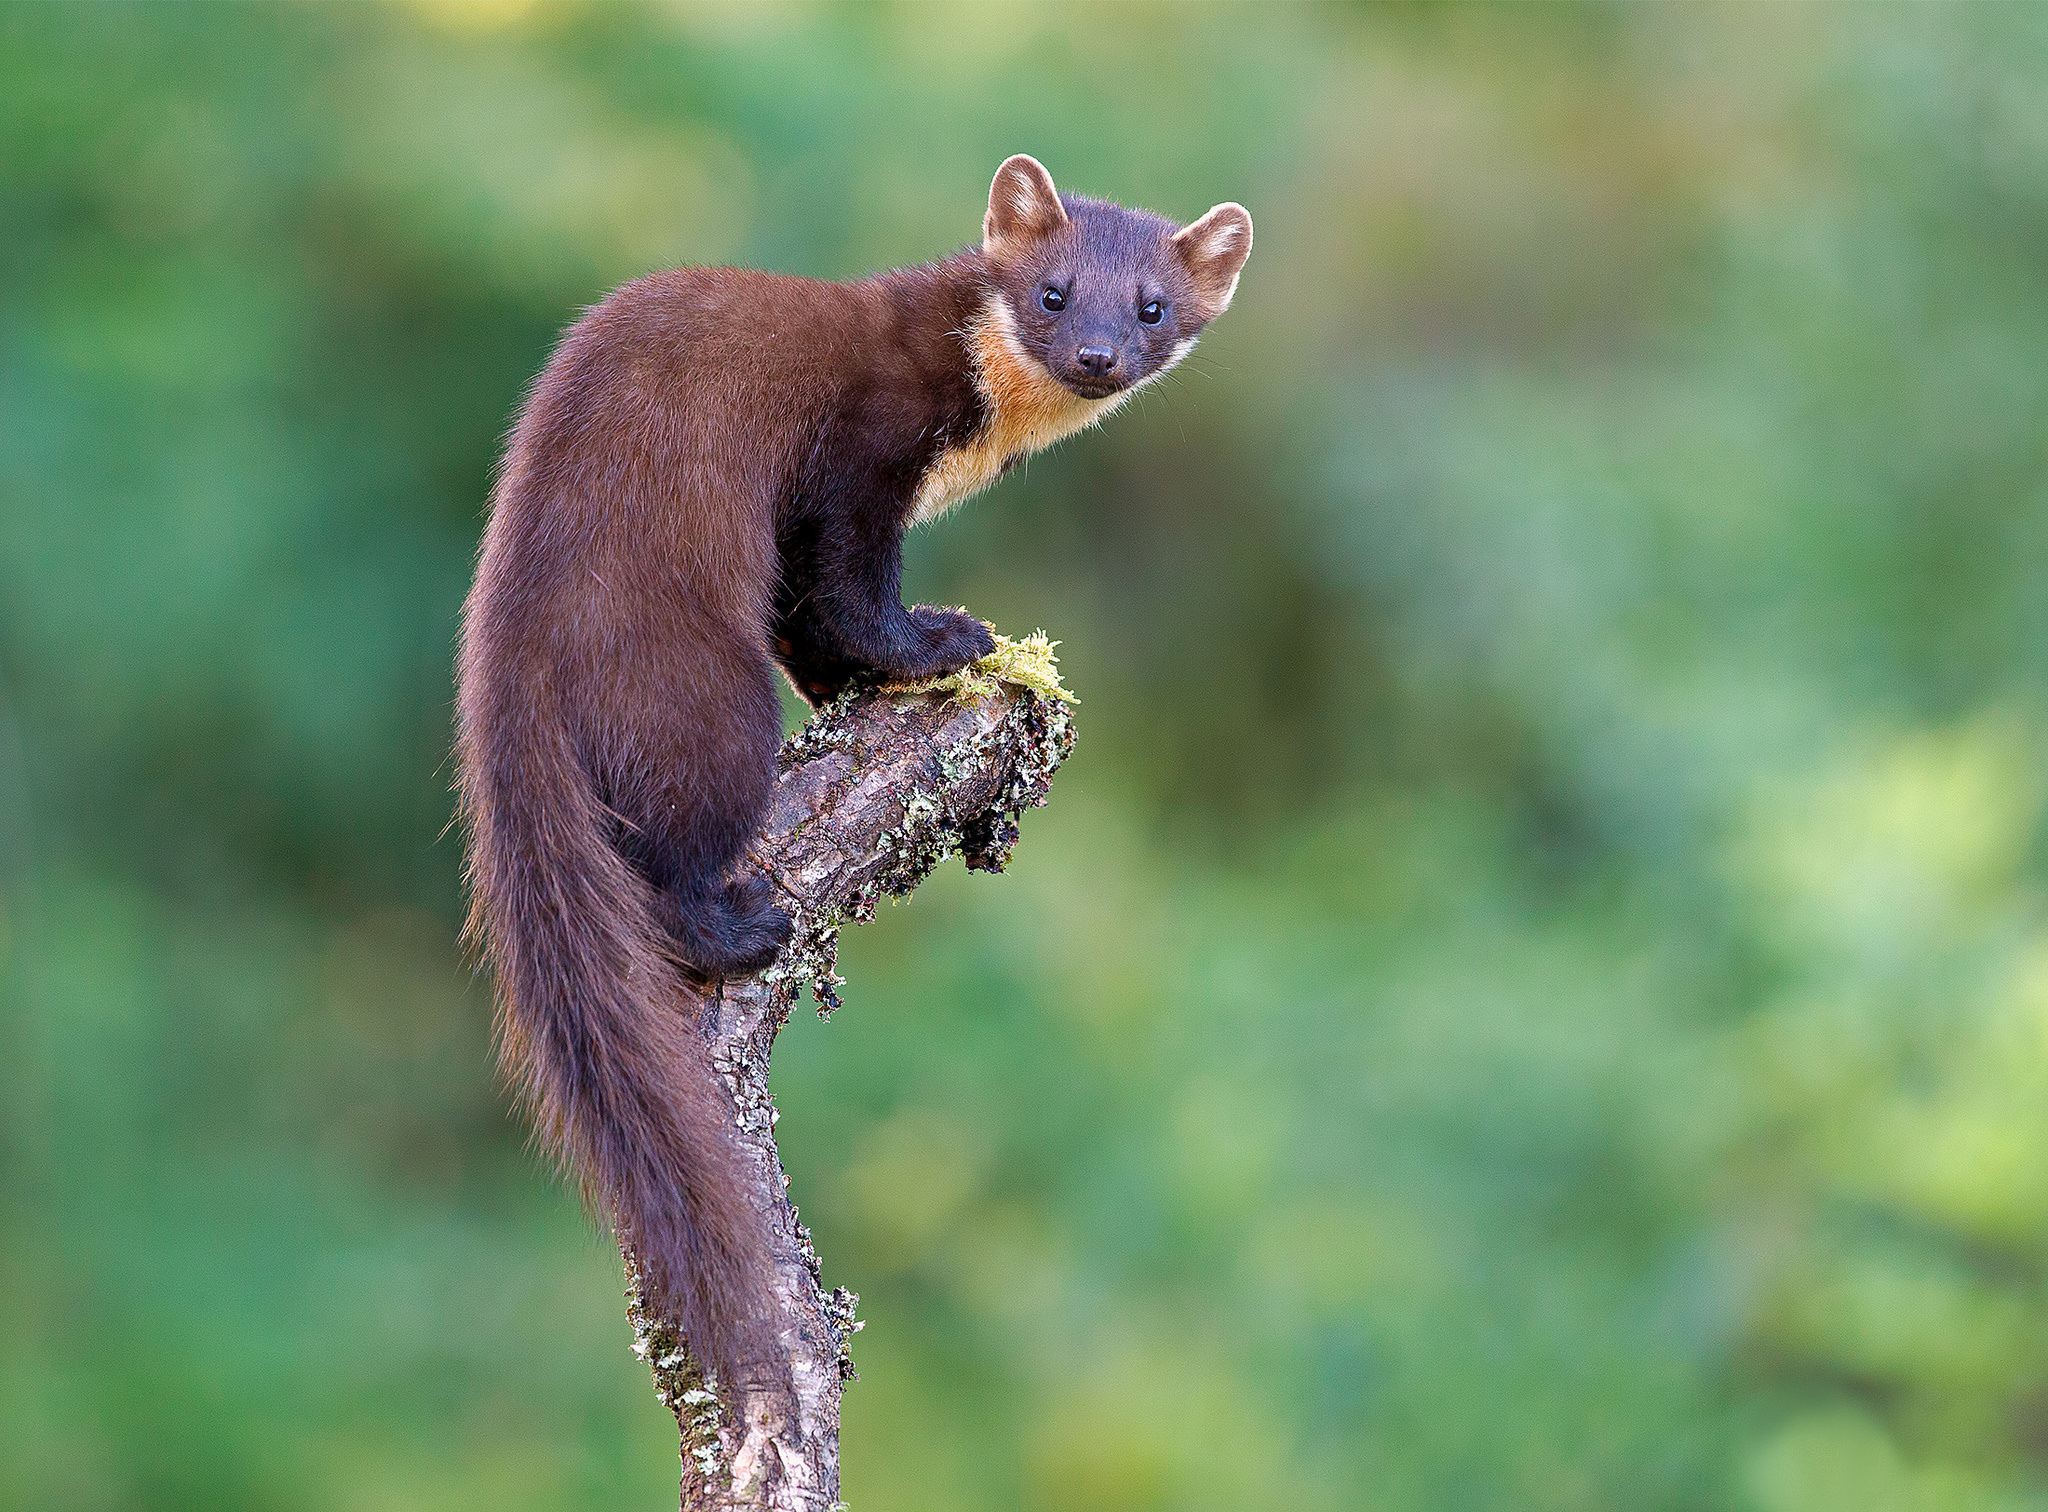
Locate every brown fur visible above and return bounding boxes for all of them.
[455,157,1251,1386]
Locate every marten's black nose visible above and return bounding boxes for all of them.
[1076,344,1118,376]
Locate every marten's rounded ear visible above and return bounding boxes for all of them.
[984,155,1069,259]
[1173,202,1254,319]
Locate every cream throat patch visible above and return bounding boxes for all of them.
[908,297,1132,526]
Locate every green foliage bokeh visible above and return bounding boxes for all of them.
[7,4,2048,1509]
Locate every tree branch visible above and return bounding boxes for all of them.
[623,655,1075,1511]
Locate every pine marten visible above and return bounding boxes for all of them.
[456,156,1252,1383]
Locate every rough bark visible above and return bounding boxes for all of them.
[622,673,1075,1511]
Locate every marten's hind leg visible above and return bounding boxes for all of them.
[655,868,790,980]
[602,635,792,979]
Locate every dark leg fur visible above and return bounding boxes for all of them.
[775,592,992,700]
[602,640,794,978]
[776,499,995,694]
[652,874,791,979]
[898,603,998,674]
[772,611,867,708]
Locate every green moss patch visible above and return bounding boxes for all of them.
[892,629,1076,706]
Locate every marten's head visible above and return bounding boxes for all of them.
[980,155,1252,401]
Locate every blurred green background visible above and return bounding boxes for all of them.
[7,3,2048,1508]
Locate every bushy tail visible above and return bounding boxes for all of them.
[457,703,772,1386]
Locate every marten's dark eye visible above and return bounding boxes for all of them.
[1139,300,1164,325]
[1040,286,1065,313]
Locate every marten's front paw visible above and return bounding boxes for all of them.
[903,606,995,677]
